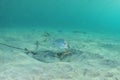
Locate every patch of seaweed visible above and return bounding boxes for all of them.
[42,32,51,37]
[42,32,52,42]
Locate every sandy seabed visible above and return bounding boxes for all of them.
[0,27,120,80]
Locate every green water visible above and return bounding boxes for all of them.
[0,0,120,34]
[1,1,120,80]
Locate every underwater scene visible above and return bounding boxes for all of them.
[0,0,120,80]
